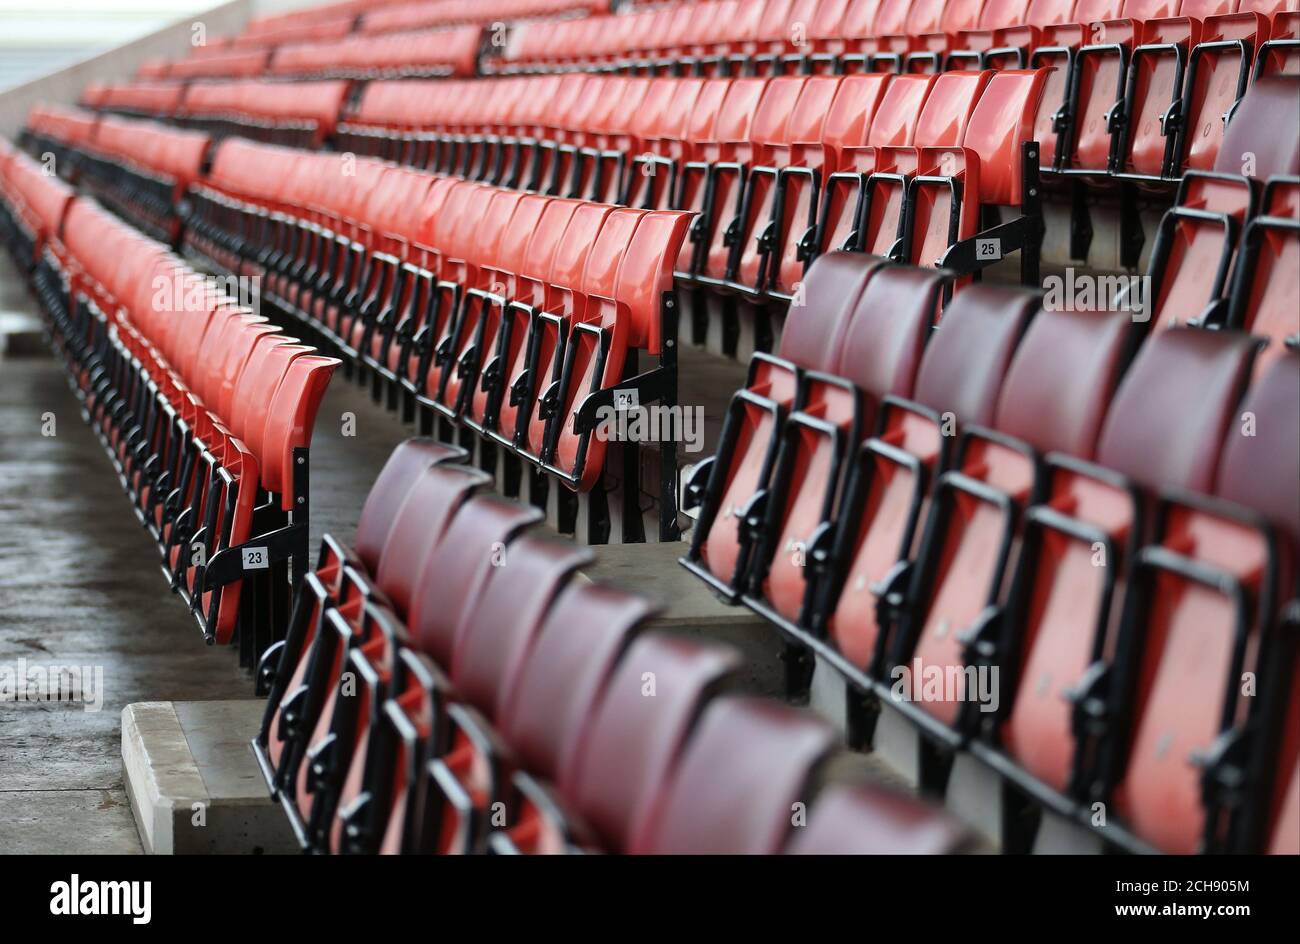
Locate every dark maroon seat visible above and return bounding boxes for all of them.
[681,252,890,597]
[407,495,545,666]
[887,302,1139,736]
[817,282,1040,674]
[977,328,1260,837]
[561,633,742,851]
[776,251,892,374]
[786,784,974,854]
[448,534,595,721]
[1216,350,1300,549]
[630,696,837,855]
[257,439,468,763]
[500,582,660,783]
[1095,327,1258,496]
[1096,350,1300,853]
[834,265,945,408]
[354,439,467,570]
[371,464,492,619]
[992,307,1139,458]
[910,284,1041,426]
[1217,75,1300,181]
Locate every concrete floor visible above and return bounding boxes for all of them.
[0,253,414,852]
[0,355,416,853]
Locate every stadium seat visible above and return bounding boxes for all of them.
[0,146,75,267]
[255,462,489,815]
[269,26,483,79]
[882,299,1140,743]
[179,80,350,147]
[168,47,271,80]
[11,190,338,657]
[1136,76,1300,335]
[969,328,1260,849]
[786,783,977,853]
[254,437,465,716]
[1099,349,1299,853]
[78,128,203,238]
[181,132,695,543]
[804,73,927,263]
[302,493,543,850]
[628,696,836,854]
[681,251,890,601]
[1227,174,1300,372]
[489,582,661,854]
[94,80,186,119]
[741,265,951,631]
[811,282,1038,678]
[723,75,847,301]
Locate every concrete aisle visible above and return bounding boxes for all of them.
[0,357,234,852]
[0,272,411,853]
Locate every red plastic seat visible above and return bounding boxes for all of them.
[1104,350,1298,853]
[744,265,949,630]
[547,209,691,492]
[786,72,894,276]
[682,252,888,598]
[487,196,584,454]
[514,201,614,465]
[434,189,529,417]
[1172,7,1277,174]
[1228,174,1300,374]
[819,283,1039,673]
[810,74,937,264]
[985,329,1258,807]
[889,301,1138,737]
[1144,171,1255,334]
[899,69,1048,278]
[729,75,844,297]
[857,70,993,260]
[682,78,772,283]
[1059,0,1182,176]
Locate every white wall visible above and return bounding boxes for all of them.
[250,0,329,13]
[0,0,251,137]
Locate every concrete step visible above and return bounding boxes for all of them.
[122,700,298,855]
[1,279,47,356]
